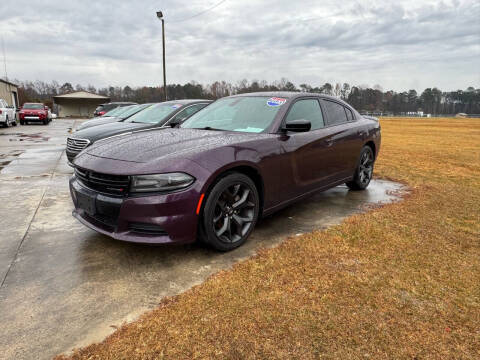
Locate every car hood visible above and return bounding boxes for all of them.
[76,116,121,131]
[78,128,270,164]
[71,121,154,143]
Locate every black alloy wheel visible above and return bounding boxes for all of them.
[346,146,374,190]
[201,173,259,251]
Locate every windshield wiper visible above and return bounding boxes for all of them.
[191,126,224,131]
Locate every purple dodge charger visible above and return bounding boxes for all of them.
[70,92,381,251]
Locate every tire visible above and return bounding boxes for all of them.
[346,146,375,190]
[43,119,48,125]
[20,120,25,125]
[5,115,9,127]
[200,173,260,251]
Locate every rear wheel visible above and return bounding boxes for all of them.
[201,173,259,251]
[43,119,48,125]
[346,146,375,190]
[5,115,10,127]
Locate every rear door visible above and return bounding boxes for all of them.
[320,99,363,178]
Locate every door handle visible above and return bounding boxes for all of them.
[325,139,334,147]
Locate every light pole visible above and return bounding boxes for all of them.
[156,11,167,101]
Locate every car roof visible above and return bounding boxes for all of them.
[163,99,212,104]
[229,91,343,102]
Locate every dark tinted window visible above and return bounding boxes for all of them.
[23,103,44,109]
[345,107,354,121]
[322,100,348,125]
[285,99,324,130]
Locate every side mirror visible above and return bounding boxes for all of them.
[283,119,311,132]
[44,106,48,110]
[169,118,182,128]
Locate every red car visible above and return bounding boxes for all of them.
[19,103,52,125]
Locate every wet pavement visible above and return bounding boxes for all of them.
[0,120,406,360]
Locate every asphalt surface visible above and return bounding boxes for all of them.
[0,119,405,359]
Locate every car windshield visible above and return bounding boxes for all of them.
[103,106,127,117]
[125,103,181,124]
[23,103,44,110]
[118,104,152,120]
[180,96,283,133]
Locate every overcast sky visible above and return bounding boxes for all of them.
[0,0,479,92]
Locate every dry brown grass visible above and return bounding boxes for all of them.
[57,117,480,360]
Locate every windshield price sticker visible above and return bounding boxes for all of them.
[267,97,287,107]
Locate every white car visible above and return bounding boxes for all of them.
[0,98,17,127]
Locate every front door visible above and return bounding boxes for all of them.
[280,98,337,197]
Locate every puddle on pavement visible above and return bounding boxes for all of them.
[0,132,50,142]
[0,150,25,171]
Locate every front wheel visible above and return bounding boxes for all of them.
[346,146,375,190]
[201,173,260,251]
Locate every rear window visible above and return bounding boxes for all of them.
[23,103,44,110]
[345,107,354,121]
[322,100,348,126]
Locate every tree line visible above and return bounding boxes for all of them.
[14,78,480,115]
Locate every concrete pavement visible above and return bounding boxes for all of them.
[0,120,405,359]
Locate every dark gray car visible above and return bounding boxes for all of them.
[76,104,153,131]
[67,99,211,163]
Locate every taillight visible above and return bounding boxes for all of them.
[0,110,2,114]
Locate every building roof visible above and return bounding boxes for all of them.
[53,91,110,100]
[0,78,18,87]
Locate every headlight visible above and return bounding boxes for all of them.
[130,173,195,193]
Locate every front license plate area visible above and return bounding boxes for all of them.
[76,190,96,216]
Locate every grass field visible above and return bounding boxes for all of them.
[58,117,480,359]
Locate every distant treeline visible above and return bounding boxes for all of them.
[14,78,480,115]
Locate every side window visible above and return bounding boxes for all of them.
[170,104,206,124]
[285,99,324,130]
[345,107,354,121]
[185,103,208,117]
[322,100,348,126]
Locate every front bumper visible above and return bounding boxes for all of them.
[20,115,46,122]
[70,177,201,244]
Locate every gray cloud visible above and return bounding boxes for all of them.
[0,0,478,91]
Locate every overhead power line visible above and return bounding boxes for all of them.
[168,0,228,23]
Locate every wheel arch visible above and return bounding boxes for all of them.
[200,162,265,217]
[364,141,376,160]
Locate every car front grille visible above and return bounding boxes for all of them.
[67,137,90,156]
[75,167,130,196]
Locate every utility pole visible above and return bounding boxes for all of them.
[156,11,167,101]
